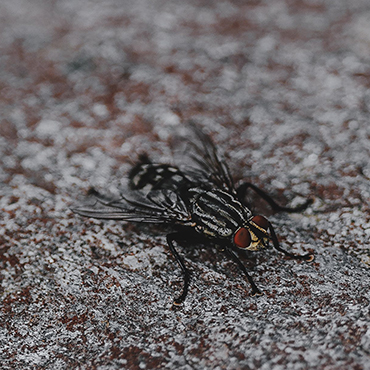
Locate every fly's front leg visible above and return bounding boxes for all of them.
[223,246,262,296]
[166,232,191,305]
[267,221,314,262]
[236,182,313,213]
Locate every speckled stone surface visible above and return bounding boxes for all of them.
[1,0,370,369]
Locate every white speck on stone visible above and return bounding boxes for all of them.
[36,119,62,137]
[92,103,109,118]
[154,111,180,139]
[270,179,285,189]
[161,111,180,126]
[351,12,370,49]
[303,153,318,167]
[364,229,370,237]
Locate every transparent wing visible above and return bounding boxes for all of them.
[185,123,235,193]
[71,188,192,225]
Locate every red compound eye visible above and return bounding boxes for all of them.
[251,215,269,231]
[234,227,251,249]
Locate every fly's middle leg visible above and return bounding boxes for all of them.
[223,246,262,296]
[166,232,191,305]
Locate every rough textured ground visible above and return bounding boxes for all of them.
[1,0,370,369]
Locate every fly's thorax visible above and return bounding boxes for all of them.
[189,188,252,240]
[233,215,270,251]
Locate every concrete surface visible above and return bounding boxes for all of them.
[1,0,370,369]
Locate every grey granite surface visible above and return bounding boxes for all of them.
[1,0,370,369]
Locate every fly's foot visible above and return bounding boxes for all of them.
[172,291,187,306]
[251,288,263,297]
[303,253,314,262]
[291,253,314,262]
[172,298,184,306]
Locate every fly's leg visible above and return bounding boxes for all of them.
[223,246,262,296]
[236,182,313,213]
[166,232,191,305]
[267,221,314,262]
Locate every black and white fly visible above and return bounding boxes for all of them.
[72,125,314,305]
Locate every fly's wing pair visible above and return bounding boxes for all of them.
[71,187,191,225]
[71,124,231,225]
[184,124,235,193]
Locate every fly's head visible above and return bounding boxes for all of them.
[233,215,270,251]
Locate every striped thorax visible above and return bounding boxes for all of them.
[188,188,270,250]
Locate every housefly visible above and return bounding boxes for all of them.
[72,125,314,305]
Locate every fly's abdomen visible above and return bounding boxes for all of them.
[129,154,191,192]
[190,189,252,239]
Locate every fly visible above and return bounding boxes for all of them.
[72,125,314,305]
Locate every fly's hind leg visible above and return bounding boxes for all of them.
[236,182,313,213]
[166,232,191,305]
